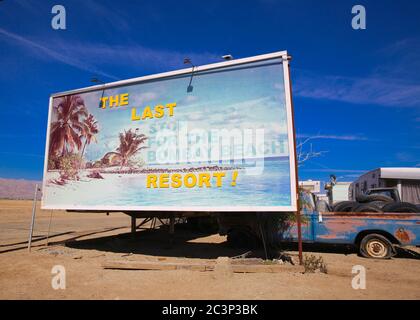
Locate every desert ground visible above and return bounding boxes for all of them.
[0,199,419,300]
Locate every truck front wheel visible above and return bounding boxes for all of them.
[359,233,396,259]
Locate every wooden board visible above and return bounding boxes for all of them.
[102,260,214,271]
[102,259,286,273]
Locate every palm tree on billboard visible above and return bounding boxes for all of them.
[80,113,99,160]
[108,129,148,169]
[49,95,88,157]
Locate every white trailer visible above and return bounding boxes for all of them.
[349,168,420,204]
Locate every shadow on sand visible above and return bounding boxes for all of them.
[64,224,420,260]
[65,224,248,259]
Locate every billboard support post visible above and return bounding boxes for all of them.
[169,215,175,244]
[28,183,39,252]
[130,214,136,237]
[296,184,303,265]
[284,55,303,265]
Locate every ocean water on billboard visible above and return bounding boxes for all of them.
[50,157,292,207]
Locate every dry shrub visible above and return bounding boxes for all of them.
[303,254,328,274]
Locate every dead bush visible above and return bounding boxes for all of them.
[303,254,328,274]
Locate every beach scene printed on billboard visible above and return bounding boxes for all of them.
[42,56,296,211]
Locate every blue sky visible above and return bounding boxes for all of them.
[0,0,419,183]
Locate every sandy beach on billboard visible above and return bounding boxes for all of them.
[44,170,148,205]
[45,165,239,185]
[43,166,240,207]
[43,159,292,207]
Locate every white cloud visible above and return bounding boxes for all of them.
[0,27,220,81]
[180,95,199,105]
[265,125,288,136]
[129,92,159,106]
[47,40,220,72]
[185,110,208,122]
[78,1,131,32]
[295,72,420,108]
[300,168,367,173]
[395,151,417,162]
[297,133,368,141]
[0,28,119,80]
[294,38,420,108]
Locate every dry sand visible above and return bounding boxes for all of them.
[0,200,419,300]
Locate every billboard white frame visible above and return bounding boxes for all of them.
[41,51,298,212]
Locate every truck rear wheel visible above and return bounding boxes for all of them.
[359,233,396,259]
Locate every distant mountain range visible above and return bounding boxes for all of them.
[0,178,42,200]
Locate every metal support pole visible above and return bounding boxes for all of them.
[285,57,303,265]
[46,210,53,246]
[28,183,39,252]
[296,195,303,265]
[169,215,175,243]
[169,216,175,233]
[258,214,268,260]
[131,214,136,237]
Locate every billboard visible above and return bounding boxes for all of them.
[42,51,297,211]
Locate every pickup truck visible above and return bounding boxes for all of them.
[280,191,420,259]
[218,190,420,259]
